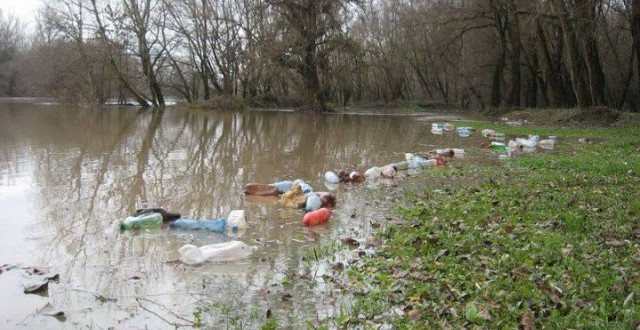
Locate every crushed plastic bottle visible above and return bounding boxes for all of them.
[272,181,293,194]
[490,142,507,152]
[169,218,227,232]
[178,241,255,265]
[118,213,162,230]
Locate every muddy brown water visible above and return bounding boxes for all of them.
[0,101,501,328]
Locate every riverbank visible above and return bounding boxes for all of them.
[315,122,640,328]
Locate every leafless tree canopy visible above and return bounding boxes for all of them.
[3,0,640,111]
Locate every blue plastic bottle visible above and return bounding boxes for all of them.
[169,218,227,233]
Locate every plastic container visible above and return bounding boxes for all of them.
[456,127,471,137]
[227,210,247,233]
[432,123,444,130]
[431,128,444,135]
[273,181,293,194]
[169,218,227,232]
[364,166,382,180]
[490,142,507,152]
[324,171,340,184]
[244,183,278,196]
[293,179,314,193]
[178,241,254,265]
[134,208,181,222]
[305,193,322,212]
[481,129,495,138]
[381,165,397,178]
[392,161,409,170]
[538,139,555,150]
[119,213,162,230]
[302,208,331,226]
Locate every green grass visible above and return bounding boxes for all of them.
[326,124,640,328]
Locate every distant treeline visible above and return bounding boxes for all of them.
[1,0,639,111]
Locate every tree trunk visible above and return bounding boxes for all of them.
[632,0,640,91]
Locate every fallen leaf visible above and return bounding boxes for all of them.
[623,292,634,307]
[511,267,529,279]
[427,235,439,243]
[341,237,359,247]
[504,224,515,234]
[407,309,421,321]
[520,310,534,330]
[605,239,627,247]
[370,222,382,228]
[435,249,448,261]
[38,303,67,322]
[366,236,382,248]
[24,280,49,295]
[633,228,640,238]
[281,293,293,301]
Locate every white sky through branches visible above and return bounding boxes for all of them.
[0,0,39,28]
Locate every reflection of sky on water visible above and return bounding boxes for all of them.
[0,103,491,328]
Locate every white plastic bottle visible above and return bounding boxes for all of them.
[227,210,247,233]
[178,241,254,265]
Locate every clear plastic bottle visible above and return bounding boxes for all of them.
[118,213,162,230]
[169,218,227,232]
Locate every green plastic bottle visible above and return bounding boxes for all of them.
[118,213,162,230]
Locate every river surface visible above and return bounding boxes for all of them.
[0,100,496,329]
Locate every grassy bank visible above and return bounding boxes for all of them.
[327,123,640,328]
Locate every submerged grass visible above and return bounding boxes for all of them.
[326,124,640,328]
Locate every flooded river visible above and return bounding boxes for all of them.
[0,101,494,328]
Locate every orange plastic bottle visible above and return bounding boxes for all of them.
[303,208,331,226]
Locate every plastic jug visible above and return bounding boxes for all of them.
[227,210,247,233]
[293,179,314,193]
[303,208,331,226]
[169,218,227,232]
[178,241,254,265]
[119,213,162,230]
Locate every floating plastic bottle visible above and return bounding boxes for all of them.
[392,161,409,170]
[227,210,247,233]
[364,166,382,180]
[272,181,293,194]
[119,213,162,230]
[538,139,555,150]
[303,208,331,226]
[244,183,278,196]
[134,208,181,222]
[293,179,314,193]
[490,142,507,152]
[169,218,227,232]
[381,165,397,178]
[178,241,255,265]
[457,127,471,138]
[324,171,340,184]
[305,193,322,212]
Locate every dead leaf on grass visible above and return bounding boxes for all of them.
[407,309,421,321]
[435,249,448,261]
[520,310,534,330]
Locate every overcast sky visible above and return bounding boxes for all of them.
[0,0,40,28]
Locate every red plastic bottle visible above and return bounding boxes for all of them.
[303,208,331,226]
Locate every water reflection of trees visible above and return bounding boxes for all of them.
[6,105,434,326]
